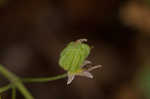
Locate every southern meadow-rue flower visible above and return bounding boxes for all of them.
[0,39,101,99]
[59,39,101,85]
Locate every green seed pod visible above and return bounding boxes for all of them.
[59,40,91,73]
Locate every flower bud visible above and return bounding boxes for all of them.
[59,39,90,73]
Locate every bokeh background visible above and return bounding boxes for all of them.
[0,0,150,99]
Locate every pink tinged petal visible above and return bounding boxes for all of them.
[67,73,75,85]
[77,71,93,79]
[87,65,102,72]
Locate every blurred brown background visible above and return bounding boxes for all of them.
[0,0,150,99]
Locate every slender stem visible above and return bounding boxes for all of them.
[0,84,11,93]
[0,65,68,99]
[22,73,67,83]
[0,65,34,99]
[12,86,16,99]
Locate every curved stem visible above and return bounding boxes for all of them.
[0,65,34,99]
[0,65,68,99]
[0,84,11,93]
[22,73,67,83]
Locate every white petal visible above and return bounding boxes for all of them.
[81,60,92,68]
[87,65,102,71]
[78,71,93,79]
[67,73,75,85]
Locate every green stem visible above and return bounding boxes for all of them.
[0,65,34,99]
[22,73,67,83]
[0,84,11,93]
[12,86,16,99]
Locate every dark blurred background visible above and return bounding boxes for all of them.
[0,0,150,99]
